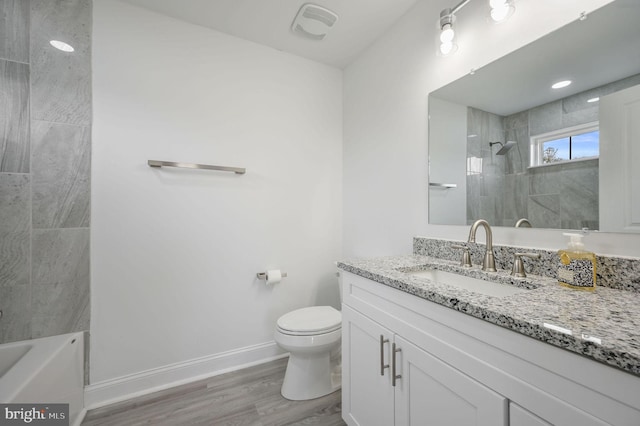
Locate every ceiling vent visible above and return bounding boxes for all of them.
[291,3,338,41]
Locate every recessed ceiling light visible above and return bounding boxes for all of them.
[49,40,74,52]
[587,97,600,103]
[551,80,572,89]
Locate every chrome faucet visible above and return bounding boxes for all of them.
[468,219,496,272]
[515,218,532,228]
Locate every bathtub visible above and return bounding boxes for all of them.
[0,332,85,425]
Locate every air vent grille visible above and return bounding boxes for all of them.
[293,24,326,41]
[291,3,338,41]
[302,7,337,27]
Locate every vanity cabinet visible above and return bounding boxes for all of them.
[509,404,552,426]
[342,305,394,426]
[343,305,507,426]
[340,271,640,426]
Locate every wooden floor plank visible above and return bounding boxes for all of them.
[83,358,345,426]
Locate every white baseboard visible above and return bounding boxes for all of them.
[84,341,287,410]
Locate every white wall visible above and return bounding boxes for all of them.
[91,0,342,390]
[343,0,640,258]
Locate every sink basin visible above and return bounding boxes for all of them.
[406,269,529,298]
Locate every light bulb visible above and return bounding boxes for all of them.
[490,0,515,23]
[440,41,454,55]
[437,9,457,57]
[440,24,455,43]
[490,4,510,21]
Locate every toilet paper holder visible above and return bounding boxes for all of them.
[256,271,288,280]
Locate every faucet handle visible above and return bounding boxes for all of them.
[511,252,541,277]
[451,244,472,268]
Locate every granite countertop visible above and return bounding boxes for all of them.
[338,255,640,377]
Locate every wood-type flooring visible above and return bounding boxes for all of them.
[82,357,345,426]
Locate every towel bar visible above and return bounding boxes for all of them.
[148,160,245,174]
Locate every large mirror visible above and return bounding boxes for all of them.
[428,0,640,233]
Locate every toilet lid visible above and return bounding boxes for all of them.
[277,306,342,335]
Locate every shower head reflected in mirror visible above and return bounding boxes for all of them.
[489,141,516,155]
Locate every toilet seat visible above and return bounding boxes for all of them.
[276,306,341,336]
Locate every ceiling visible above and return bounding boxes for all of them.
[119,0,420,68]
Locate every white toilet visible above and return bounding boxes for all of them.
[274,305,342,400]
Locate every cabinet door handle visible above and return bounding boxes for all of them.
[392,343,402,387]
[380,335,390,376]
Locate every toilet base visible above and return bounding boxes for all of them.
[274,308,342,401]
[281,351,341,401]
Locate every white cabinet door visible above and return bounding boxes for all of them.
[342,305,395,426]
[394,335,507,426]
[599,83,640,232]
[510,403,552,426]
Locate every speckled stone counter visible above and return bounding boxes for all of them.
[414,237,640,292]
[337,254,640,377]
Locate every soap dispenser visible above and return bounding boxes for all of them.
[557,233,597,291]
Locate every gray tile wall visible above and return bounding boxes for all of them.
[0,0,91,344]
[466,108,506,226]
[466,73,640,230]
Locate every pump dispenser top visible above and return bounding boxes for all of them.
[563,232,585,251]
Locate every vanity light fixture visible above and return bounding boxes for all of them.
[437,0,472,56]
[437,0,516,57]
[489,0,515,23]
[587,97,600,103]
[551,80,572,89]
[438,8,458,56]
[49,40,74,52]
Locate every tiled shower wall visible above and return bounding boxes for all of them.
[0,0,91,344]
[466,108,506,225]
[466,73,640,229]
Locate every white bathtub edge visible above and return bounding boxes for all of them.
[0,334,70,402]
[1,333,84,401]
[72,408,87,426]
[84,340,287,409]
[1,332,85,426]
